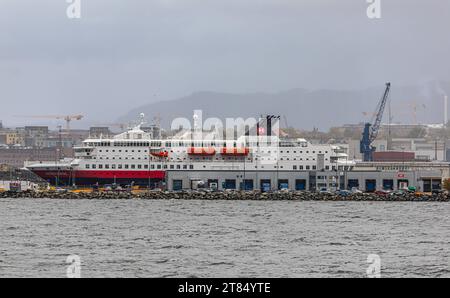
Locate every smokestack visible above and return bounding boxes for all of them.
[445,95,448,127]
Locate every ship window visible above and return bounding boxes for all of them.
[163,165,168,169]
[293,165,297,170]
[183,165,187,169]
[170,165,174,169]
[99,165,103,169]
[125,165,129,169]
[118,165,122,169]
[137,165,142,169]
[92,164,96,169]
[105,164,109,169]
[176,165,181,169]
[85,164,90,169]
[157,165,161,169]
[306,165,310,170]
[325,166,329,170]
[111,165,116,169]
[144,164,148,169]
[312,165,316,170]
[131,165,135,169]
[189,165,194,169]
[299,165,303,170]
[151,165,155,169]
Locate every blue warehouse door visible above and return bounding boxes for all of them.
[365,179,376,192]
[260,180,271,192]
[295,179,306,190]
[173,180,183,191]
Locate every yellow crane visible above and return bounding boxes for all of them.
[15,114,84,131]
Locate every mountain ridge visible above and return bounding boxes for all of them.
[118,81,450,130]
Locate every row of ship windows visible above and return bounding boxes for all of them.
[86,142,316,148]
[83,164,343,171]
[95,149,330,154]
[85,164,195,170]
[90,156,328,162]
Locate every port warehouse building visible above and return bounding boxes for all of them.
[165,161,449,192]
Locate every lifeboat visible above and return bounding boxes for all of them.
[150,149,168,158]
[220,147,249,156]
[187,147,216,155]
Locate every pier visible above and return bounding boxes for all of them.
[1,189,449,202]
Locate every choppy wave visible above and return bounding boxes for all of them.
[1,198,450,278]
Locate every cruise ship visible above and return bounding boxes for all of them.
[25,115,354,189]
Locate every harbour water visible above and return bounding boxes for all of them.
[1,198,450,278]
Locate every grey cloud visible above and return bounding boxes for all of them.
[1,0,450,127]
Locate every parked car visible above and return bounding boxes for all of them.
[351,187,362,194]
[319,187,331,194]
[390,189,406,196]
[337,190,352,197]
[374,190,390,196]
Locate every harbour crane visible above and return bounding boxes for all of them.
[15,114,84,131]
[360,82,391,161]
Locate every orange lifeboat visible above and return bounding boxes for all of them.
[150,149,168,158]
[220,147,249,156]
[187,147,216,155]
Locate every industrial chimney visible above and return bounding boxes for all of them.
[445,95,448,127]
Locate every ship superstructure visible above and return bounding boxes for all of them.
[26,115,354,188]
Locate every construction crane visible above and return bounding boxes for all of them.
[15,114,83,131]
[360,82,391,161]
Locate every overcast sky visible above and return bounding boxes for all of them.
[1,0,450,128]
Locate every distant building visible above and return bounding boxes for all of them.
[345,138,445,162]
[373,151,415,162]
[141,125,161,139]
[89,127,113,138]
[0,147,58,168]
[24,126,49,147]
[0,130,25,146]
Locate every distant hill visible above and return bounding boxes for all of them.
[118,81,450,131]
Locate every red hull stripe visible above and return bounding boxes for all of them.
[32,170,165,179]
